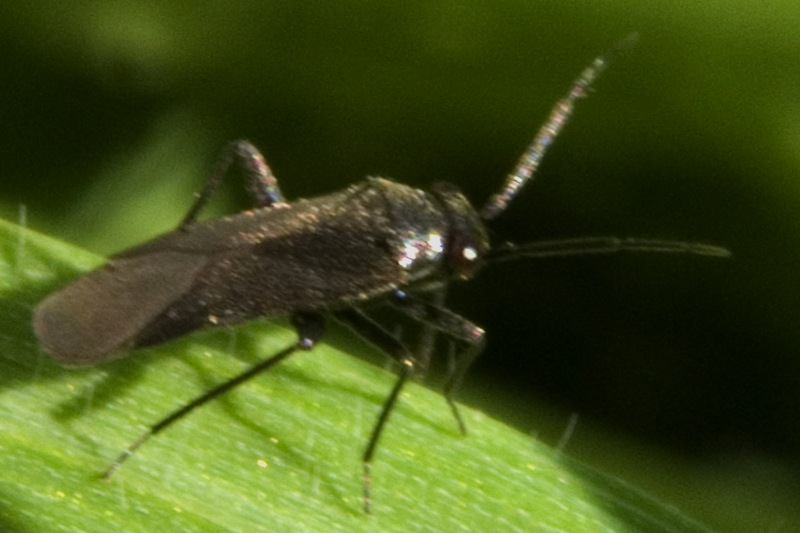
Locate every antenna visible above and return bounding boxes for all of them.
[481,33,638,220]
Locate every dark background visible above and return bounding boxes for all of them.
[1,2,798,531]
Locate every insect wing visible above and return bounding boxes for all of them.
[34,251,208,366]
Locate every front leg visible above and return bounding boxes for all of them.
[389,289,486,435]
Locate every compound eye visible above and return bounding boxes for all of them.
[449,237,482,279]
[461,245,478,263]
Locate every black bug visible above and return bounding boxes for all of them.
[33,41,728,512]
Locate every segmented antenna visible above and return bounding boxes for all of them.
[481,34,638,220]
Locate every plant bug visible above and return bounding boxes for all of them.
[33,37,729,512]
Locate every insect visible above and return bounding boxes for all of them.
[33,38,728,512]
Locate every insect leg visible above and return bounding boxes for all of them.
[180,139,287,228]
[414,284,447,372]
[333,308,417,513]
[101,312,324,479]
[389,290,486,436]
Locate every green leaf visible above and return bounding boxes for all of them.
[0,218,714,532]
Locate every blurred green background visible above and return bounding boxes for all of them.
[1,1,798,531]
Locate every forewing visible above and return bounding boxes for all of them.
[34,251,208,366]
